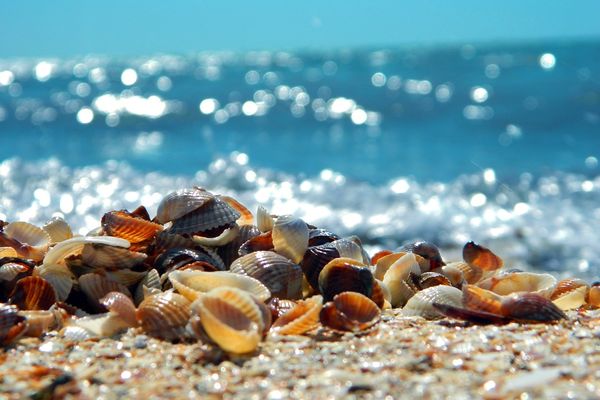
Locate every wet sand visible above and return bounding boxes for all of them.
[1,309,599,399]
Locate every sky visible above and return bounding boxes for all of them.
[1,1,600,58]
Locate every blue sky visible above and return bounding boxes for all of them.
[2,0,600,57]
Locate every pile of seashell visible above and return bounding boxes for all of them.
[0,187,599,354]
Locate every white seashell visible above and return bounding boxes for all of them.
[191,224,240,246]
[331,238,364,262]
[402,285,463,319]
[43,236,130,266]
[219,195,254,226]
[0,262,29,281]
[42,217,73,244]
[156,187,215,224]
[81,244,147,269]
[256,205,274,233]
[169,270,271,302]
[478,272,557,298]
[100,292,138,327]
[71,312,131,337]
[62,326,96,341]
[2,221,51,261]
[272,215,309,264]
[552,285,588,310]
[33,263,75,301]
[382,253,421,307]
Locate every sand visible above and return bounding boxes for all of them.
[1,308,599,399]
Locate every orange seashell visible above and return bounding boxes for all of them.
[462,285,503,315]
[136,291,191,341]
[102,210,163,245]
[444,261,482,284]
[267,297,297,321]
[462,241,503,271]
[238,231,274,256]
[318,258,374,302]
[418,272,452,289]
[169,197,240,235]
[370,279,388,309]
[220,195,254,226]
[550,278,589,300]
[500,293,567,322]
[78,273,132,312]
[319,292,380,332]
[587,285,600,308]
[270,295,323,335]
[9,276,57,310]
[371,250,393,266]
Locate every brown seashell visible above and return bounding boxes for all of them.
[136,291,191,341]
[156,187,215,224]
[272,215,309,264]
[154,247,225,276]
[444,261,482,284]
[318,258,374,302]
[382,253,422,308]
[78,273,132,311]
[550,278,589,300]
[9,276,57,310]
[218,224,261,268]
[371,250,393,266]
[134,269,161,305]
[418,272,452,289]
[19,308,65,337]
[320,292,380,332]
[169,196,240,235]
[462,285,503,315]
[400,241,444,271]
[270,295,323,335]
[500,293,567,322]
[0,260,30,283]
[42,236,130,266]
[267,297,298,321]
[220,195,254,226]
[0,247,19,258]
[99,292,138,327]
[462,241,503,271]
[33,263,75,302]
[402,285,463,319]
[370,279,390,309]
[230,251,303,300]
[587,285,600,308]
[238,231,274,256]
[82,244,147,270]
[307,229,340,247]
[101,210,163,245]
[0,303,28,344]
[374,252,429,281]
[0,222,51,262]
[552,285,588,311]
[432,302,510,325]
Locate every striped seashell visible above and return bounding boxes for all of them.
[270,295,323,335]
[402,285,463,319]
[220,195,254,226]
[134,269,161,305]
[441,262,472,286]
[551,279,590,310]
[169,270,271,302]
[43,236,130,266]
[33,263,75,301]
[462,241,503,271]
[0,247,19,258]
[1,222,51,262]
[9,276,57,310]
[382,253,422,307]
[82,244,147,270]
[154,247,225,276]
[418,271,452,289]
[100,292,138,327]
[156,187,215,224]
[191,224,240,246]
[374,252,429,281]
[78,273,132,311]
[267,297,298,320]
[218,224,261,268]
[42,217,73,244]
[370,279,391,309]
[70,312,131,338]
[61,325,96,341]
[191,287,265,354]
[105,269,148,287]
[478,272,557,298]
[320,292,380,332]
[169,196,240,235]
[0,303,28,345]
[101,210,163,245]
[307,229,340,247]
[136,291,192,341]
[256,205,274,233]
[0,261,29,282]
[300,239,363,291]
[272,215,309,264]
[238,231,274,256]
[551,278,589,300]
[230,251,303,300]
[318,258,374,302]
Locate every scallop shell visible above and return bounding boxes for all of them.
[81,244,147,270]
[33,263,75,301]
[154,247,225,276]
[220,195,254,226]
[101,210,163,244]
[550,278,589,300]
[156,187,215,224]
[61,325,95,341]
[9,276,57,310]
[43,236,130,266]
[168,270,271,302]
[105,269,148,287]
[382,252,422,307]
[478,272,557,298]
[462,241,503,271]
[256,205,274,233]
[0,303,27,344]
[78,273,132,311]
[192,287,265,354]
[1,222,51,262]
[318,257,374,302]
[238,231,274,256]
[272,215,309,264]
[307,229,340,247]
[402,285,463,319]
[136,291,191,341]
[270,295,323,335]
[462,284,504,315]
[230,251,303,300]
[100,292,138,327]
[320,292,380,332]
[42,217,73,244]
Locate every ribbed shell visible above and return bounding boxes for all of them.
[9,276,57,310]
[42,236,130,266]
[267,297,298,320]
[552,285,588,310]
[100,292,138,327]
[300,239,363,291]
[134,269,161,305]
[418,272,452,289]
[0,262,29,282]
[462,241,503,271]
[382,253,422,307]
[238,231,274,256]
[256,205,274,233]
[462,285,504,315]
[272,215,309,264]
[478,272,557,298]
[320,292,380,332]
[81,244,147,270]
[402,285,463,319]
[105,269,148,287]
[220,195,254,226]
[156,187,215,224]
[154,247,225,276]
[318,258,374,302]
[443,261,481,285]
[101,210,163,244]
[2,222,51,261]
[500,293,567,322]
[78,273,132,311]
[270,295,323,335]
[370,279,391,309]
[374,252,428,281]
[400,241,444,272]
[551,278,590,300]
[307,229,340,247]
[169,270,271,302]
[33,263,75,301]
[0,303,27,344]
[218,224,261,268]
[169,197,240,234]
[230,251,303,300]
[136,291,191,341]
[42,217,73,244]
[71,312,131,337]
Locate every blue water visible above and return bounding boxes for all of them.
[0,41,599,280]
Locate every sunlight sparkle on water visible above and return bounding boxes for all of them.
[539,53,556,70]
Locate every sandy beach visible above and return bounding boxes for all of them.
[2,308,599,399]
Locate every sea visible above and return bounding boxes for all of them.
[0,41,599,281]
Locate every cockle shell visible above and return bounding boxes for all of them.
[82,244,147,270]
[191,287,266,354]
[418,271,452,289]
[99,292,138,327]
[402,285,463,319]
[370,279,391,309]
[462,241,503,271]
[0,261,30,282]
[267,297,298,320]
[220,195,254,226]
[169,197,241,236]
[272,215,309,264]
[256,205,274,233]
[374,252,428,281]
[33,263,75,301]
[43,236,130,266]
[9,276,57,310]
[307,229,340,247]
[134,269,161,305]
[443,261,482,285]
[78,273,132,311]
[301,239,364,291]
[136,291,191,341]
[154,247,225,276]
[230,251,303,300]
[101,210,163,245]
[156,187,215,224]
[587,285,600,308]
[168,270,271,302]
[42,217,73,244]
[318,258,374,302]
[382,252,422,307]
[218,224,261,268]
[550,279,590,310]
[400,241,444,272]
[0,221,51,262]
[270,295,323,335]
[478,272,557,298]
[320,292,381,332]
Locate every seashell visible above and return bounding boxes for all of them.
[19,309,65,337]
[81,244,147,270]
[220,195,254,226]
[318,258,374,302]
[238,231,274,256]
[191,223,240,246]
[374,252,428,281]
[552,285,588,311]
[169,270,271,302]
[382,253,422,307]
[43,236,130,266]
[78,273,132,311]
[0,261,30,282]
[230,251,303,300]
[0,247,19,258]
[550,278,589,300]
[320,292,380,332]
[191,287,265,353]
[9,276,57,310]
[0,303,28,345]
[462,284,504,315]
[267,297,298,320]
[137,291,191,341]
[218,224,261,268]
[270,295,323,335]
[345,236,371,265]
[105,269,148,287]
[402,285,463,319]
[156,187,215,224]
[71,312,131,337]
[256,205,274,233]
[300,239,363,291]
[418,271,452,289]
[444,261,482,284]
[134,269,161,305]
[307,229,340,247]
[478,272,557,298]
[400,241,444,271]
[272,215,309,264]
[370,279,390,309]
[500,293,567,322]
[371,250,393,266]
[42,217,73,244]
[462,241,503,271]
[154,247,225,276]
[152,231,196,255]
[61,325,95,341]
[99,292,138,327]
[101,210,163,246]
[169,197,241,235]
[587,285,600,308]
[33,263,75,301]
[0,222,51,262]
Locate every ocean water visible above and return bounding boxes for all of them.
[0,41,599,280]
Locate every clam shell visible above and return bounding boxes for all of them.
[156,187,215,224]
[220,195,254,226]
[320,292,380,332]
[272,215,309,264]
[82,244,147,270]
[43,236,130,266]
[100,292,138,327]
[191,224,240,246]
[0,303,27,344]
[443,262,480,285]
[267,297,298,320]
[0,247,19,258]
[418,272,452,289]
[9,276,57,310]
[101,210,163,244]
[478,272,557,298]
[270,295,323,335]
[462,241,503,271]
[78,273,132,311]
[256,205,274,233]
[169,197,241,235]
[550,278,589,300]
[500,293,567,322]
[230,251,303,300]
[169,270,271,302]
[1,222,51,261]
[105,269,148,287]
[136,291,191,341]
[318,257,374,302]
[61,326,95,341]
[192,287,264,353]
[382,253,422,307]
[300,239,363,291]
[42,217,73,244]
[154,247,225,276]
[402,285,463,319]
[374,252,428,281]
[462,285,504,315]
[400,241,444,272]
[33,263,75,301]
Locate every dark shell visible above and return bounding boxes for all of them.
[300,244,341,291]
[238,231,274,256]
[156,187,215,224]
[462,241,503,271]
[136,291,191,341]
[218,224,261,268]
[318,258,374,302]
[9,276,57,311]
[319,292,380,332]
[0,303,27,344]
[501,293,567,322]
[370,280,387,309]
[168,197,240,235]
[307,229,340,247]
[153,247,224,276]
[432,302,510,325]
[267,297,298,321]
[418,272,452,289]
[400,241,444,271]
